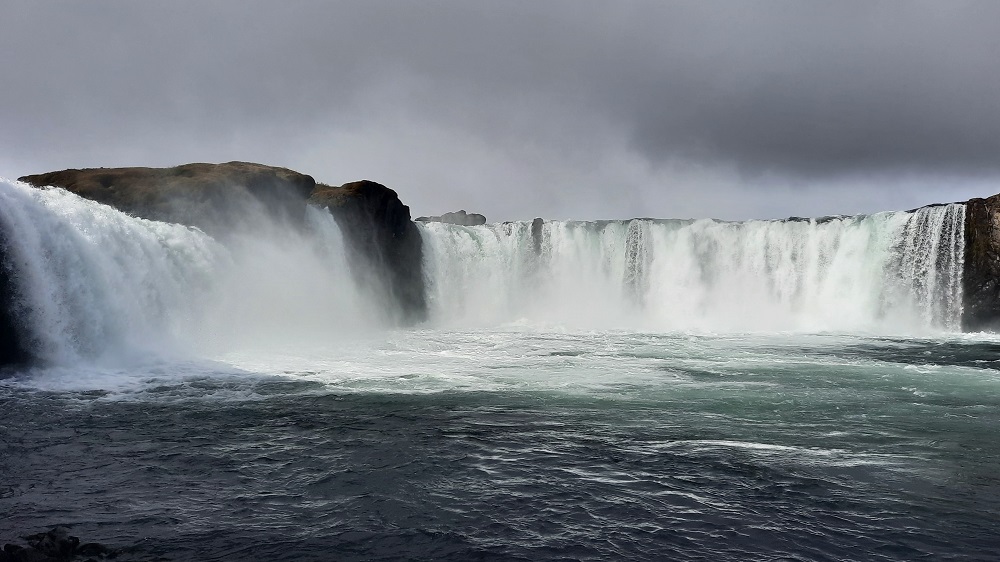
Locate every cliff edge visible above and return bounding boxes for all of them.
[310,180,426,324]
[18,162,316,234]
[963,194,1000,330]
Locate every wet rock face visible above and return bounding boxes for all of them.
[531,217,544,254]
[963,194,1000,330]
[415,210,487,226]
[310,180,427,325]
[0,220,29,368]
[18,162,316,235]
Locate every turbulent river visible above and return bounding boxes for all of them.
[1,178,998,560]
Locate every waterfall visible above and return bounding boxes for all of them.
[890,204,965,330]
[0,179,221,364]
[0,178,370,365]
[0,174,971,368]
[419,205,966,333]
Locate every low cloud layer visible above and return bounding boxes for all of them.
[2,1,998,220]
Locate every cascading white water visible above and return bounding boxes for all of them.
[0,174,970,368]
[891,205,965,329]
[0,179,221,364]
[419,204,966,333]
[0,178,372,365]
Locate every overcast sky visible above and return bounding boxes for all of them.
[2,1,999,220]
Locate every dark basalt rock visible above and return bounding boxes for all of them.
[531,218,544,254]
[310,180,427,324]
[24,527,78,559]
[18,161,316,235]
[0,218,30,367]
[785,215,844,224]
[0,527,114,562]
[962,194,1000,330]
[415,209,487,226]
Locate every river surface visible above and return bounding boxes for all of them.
[3,328,999,561]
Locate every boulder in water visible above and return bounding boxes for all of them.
[414,210,487,226]
[310,180,427,324]
[23,527,78,559]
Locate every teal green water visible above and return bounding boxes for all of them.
[3,330,999,560]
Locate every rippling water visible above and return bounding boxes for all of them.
[3,329,999,560]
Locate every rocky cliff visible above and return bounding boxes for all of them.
[963,194,1000,330]
[415,210,487,226]
[310,180,427,324]
[0,222,29,366]
[19,162,316,235]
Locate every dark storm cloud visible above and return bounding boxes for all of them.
[348,0,1000,178]
[608,2,1000,177]
[2,1,999,218]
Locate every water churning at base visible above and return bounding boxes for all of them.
[419,205,966,333]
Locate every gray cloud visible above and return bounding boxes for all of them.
[2,1,999,220]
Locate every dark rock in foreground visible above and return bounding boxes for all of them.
[963,194,1000,330]
[19,161,316,234]
[310,180,427,324]
[415,209,487,226]
[1,527,116,562]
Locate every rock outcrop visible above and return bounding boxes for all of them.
[0,222,29,367]
[415,210,487,226]
[7,164,427,347]
[18,162,316,234]
[1,527,116,562]
[310,180,427,324]
[531,217,545,254]
[963,194,1000,330]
